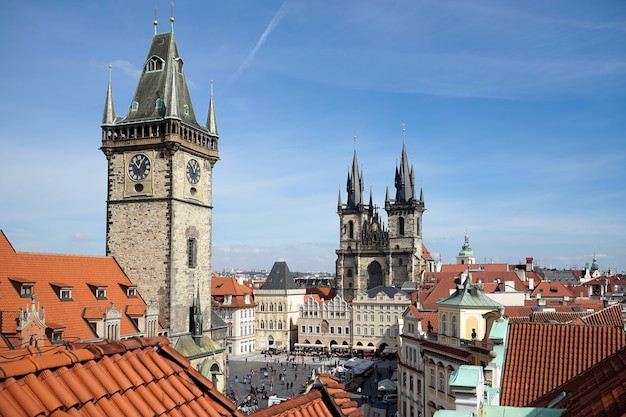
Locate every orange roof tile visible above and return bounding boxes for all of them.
[0,336,243,417]
[530,280,576,298]
[251,374,363,417]
[500,322,626,407]
[212,277,257,308]
[530,346,626,417]
[0,230,149,348]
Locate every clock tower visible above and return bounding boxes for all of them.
[100,20,218,338]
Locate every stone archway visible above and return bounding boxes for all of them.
[367,261,383,289]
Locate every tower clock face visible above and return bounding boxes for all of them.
[186,159,201,184]
[128,154,151,181]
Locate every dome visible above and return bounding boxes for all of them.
[458,235,474,257]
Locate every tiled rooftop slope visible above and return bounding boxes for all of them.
[0,336,243,417]
[501,321,626,407]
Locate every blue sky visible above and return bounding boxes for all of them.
[1,1,624,274]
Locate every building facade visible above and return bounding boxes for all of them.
[212,276,257,355]
[296,294,352,351]
[351,286,413,354]
[336,139,434,302]
[255,261,306,351]
[418,272,503,416]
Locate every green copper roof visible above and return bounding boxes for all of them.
[458,235,474,257]
[449,365,482,388]
[437,273,503,308]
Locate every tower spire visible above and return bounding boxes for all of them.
[153,6,158,36]
[101,65,116,126]
[170,2,175,33]
[206,80,218,135]
[347,133,363,208]
[395,127,416,202]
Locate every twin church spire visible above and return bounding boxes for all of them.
[340,132,423,212]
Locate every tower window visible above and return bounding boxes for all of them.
[187,238,197,268]
[348,221,354,239]
[131,101,139,112]
[155,98,165,116]
[183,104,189,116]
[146,56,165,72]
[398,217,405,236]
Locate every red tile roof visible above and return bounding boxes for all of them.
[440,264,510,273]
[0,230,149,348]
[0,336,243,417]
[212,277,256,308]
[501,322,626,407]
[419,270,528,310]
[530,280,576,299]
[251,374,364,417]
[530,346,626,417]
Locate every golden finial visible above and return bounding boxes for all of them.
[153,6,158,35]
[170,2,175,32]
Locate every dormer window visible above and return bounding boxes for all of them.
[21,284,33,298]
[244,294,250,304]
[89,283,108,300]
[127,287,137,298]
[96,287,107,299]
[10,278,35,298]
[146,56,165,72]
[224,295,232,305]
[60,287,72,300]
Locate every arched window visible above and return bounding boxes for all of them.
[452,315,457,337]
[398,217,405,236]
[442,314,447,335]
[269,303,274,312]
[260,320,265,329]
[269,320,274,330]
[278,320,283,330]
[146,56,165,72]
[278,303,283,312]
[260,303,265,312]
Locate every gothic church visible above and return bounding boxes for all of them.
[336,140,435,302]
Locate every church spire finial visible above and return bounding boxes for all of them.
[102,64,116,126]
[153,6,158,36]
[206,80,218,135]
[402,123,406,145]
[169,2,175,33]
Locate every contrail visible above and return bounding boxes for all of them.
[232,2,289,81]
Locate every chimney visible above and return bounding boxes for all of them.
[526,257,534,272]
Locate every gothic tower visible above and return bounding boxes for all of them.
[100,18,218,338]
[384,141,426,284]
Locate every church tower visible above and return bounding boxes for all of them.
[384,139,426,284]
[336,133,430,302]
[100,17,218,338]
